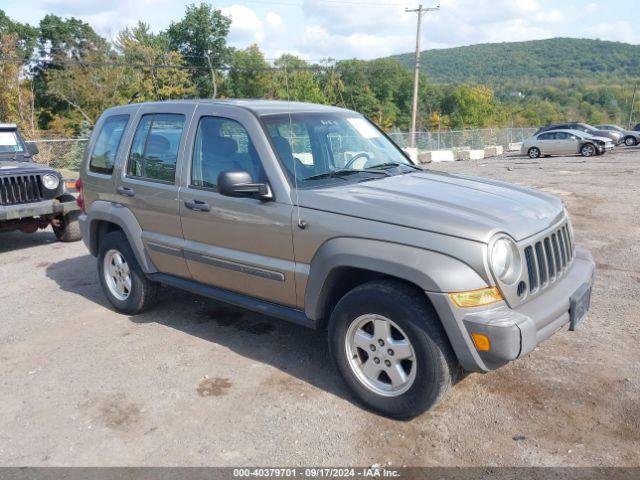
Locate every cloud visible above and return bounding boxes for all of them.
[3,0,639,60]
[222,5,265,44]
[584,20,640,44]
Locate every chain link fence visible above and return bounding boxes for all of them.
[388,127,537,151]
[26,138,88,177]
[24,127,536,175]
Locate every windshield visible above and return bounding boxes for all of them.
[0,131,24,154]
[262,113,412,186]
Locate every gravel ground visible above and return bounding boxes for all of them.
[0,148,638,467]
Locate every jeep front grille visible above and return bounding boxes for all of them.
[523,222,574,293]
[0,174,44,206]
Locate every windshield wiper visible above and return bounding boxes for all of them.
[368,162,423,171]
[302,169,390,181]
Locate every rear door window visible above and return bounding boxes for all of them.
[127,114,185,183]
[89,114,129,174]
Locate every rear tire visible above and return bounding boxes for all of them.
[528,147,541,159]
[53,211,82,242]
[97,230,159,315]
[624,136,637,147]
[581,143,596,157]
[328,280,457,419]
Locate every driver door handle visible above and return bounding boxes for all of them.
[184,199,210,212]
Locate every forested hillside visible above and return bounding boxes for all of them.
[388,38,640,84]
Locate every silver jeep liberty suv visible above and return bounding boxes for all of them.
[78,100,595,419]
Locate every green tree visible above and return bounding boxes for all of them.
[167,3,231,98]
[0,9,38,60]
[116,23,195,102]
[442,85,501,129]
[0,34,36,134]
[226,44,271,98]
[271,54,325,104]
[33,15,110,130]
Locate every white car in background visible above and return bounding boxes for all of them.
[595,124,640,146]
[521,129,614,159]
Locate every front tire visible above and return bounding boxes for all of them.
[528,147,541,159]
[581,143,596,157]
[328,280,457,419]
[97,230,159,315]
[624,136,637,147]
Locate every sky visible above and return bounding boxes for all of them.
[2,0,640,60]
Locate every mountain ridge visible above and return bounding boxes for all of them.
[386,37,640,84]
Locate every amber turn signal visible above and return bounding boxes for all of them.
[471,333,491,352]
[448,286,503,308]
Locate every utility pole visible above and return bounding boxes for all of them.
[406,4,439,148]
[628,83,637,130]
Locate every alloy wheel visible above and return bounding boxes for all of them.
[345,314,417,397]
[582,144,595,157]
[103,249,132,301]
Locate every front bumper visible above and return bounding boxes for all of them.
[428,245,596,372]
[0,199,79,222]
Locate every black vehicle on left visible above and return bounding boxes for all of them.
[0,123,81,242]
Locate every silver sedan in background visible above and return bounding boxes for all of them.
[595,124,640,146]
[521,129,614,159]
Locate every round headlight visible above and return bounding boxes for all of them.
[42,174,60,190]
[490,236,521,284]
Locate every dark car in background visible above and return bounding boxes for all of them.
[0,123,81,242]
[535,123,623,145]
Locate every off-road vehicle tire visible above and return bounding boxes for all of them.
[528,147,541,159]
[328,279,457,420]
[97,230,159,315]
[580,143,596,157]
[53,211,82,242]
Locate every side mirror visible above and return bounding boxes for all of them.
[217,171,272,200]
[26,142,39,156]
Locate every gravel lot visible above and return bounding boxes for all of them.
[0,148,639,467]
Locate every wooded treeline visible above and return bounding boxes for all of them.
[1,4,638,139]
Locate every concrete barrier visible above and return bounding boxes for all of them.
[403,147,419,163]
[456,149,485,161]
[508,142,523,152]
[482,146,504,157]
[420,150,456,163]
[417,151,432,164]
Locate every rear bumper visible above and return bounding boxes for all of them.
[428,246,596,372]
[0,199,78,222]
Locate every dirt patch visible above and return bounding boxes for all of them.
[197,377,232,397]
[88,394,143,431]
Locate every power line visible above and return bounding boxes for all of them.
[0,55,408,73]
[226,0,422,7]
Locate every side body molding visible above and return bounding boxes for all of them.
[82,200,157,273]
[304,237,489,321]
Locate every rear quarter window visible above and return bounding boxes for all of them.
[89,115,130,175]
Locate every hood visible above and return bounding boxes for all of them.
[594,130,622,141]
[297,171,565,243]
[588,135,614,143]
[0,159,55,174]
